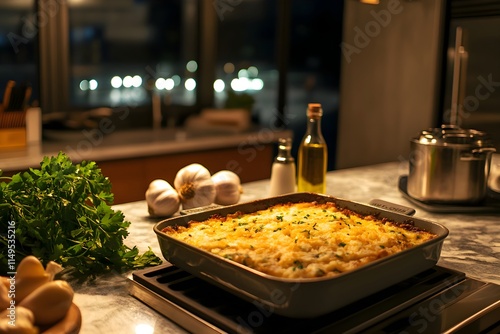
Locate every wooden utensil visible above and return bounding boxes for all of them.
[6,82,32,111]
[2,80,15,111]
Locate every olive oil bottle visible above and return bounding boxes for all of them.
[297,103,328,193]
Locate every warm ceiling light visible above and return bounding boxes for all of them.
[359,0,380,4]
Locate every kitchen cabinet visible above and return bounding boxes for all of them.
[0,128,290,204]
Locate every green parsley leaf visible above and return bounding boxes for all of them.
[0,152,161,280]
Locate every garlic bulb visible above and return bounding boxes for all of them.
[212,170,242,205]
[174,163,216,209]
[145,179,180,217]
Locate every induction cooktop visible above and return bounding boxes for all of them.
[128,263,500,334]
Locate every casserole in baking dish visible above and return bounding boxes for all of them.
[154,193,448,318]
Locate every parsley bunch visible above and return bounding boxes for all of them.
[0,152,161,279]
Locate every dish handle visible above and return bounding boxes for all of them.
[368,199,416,216]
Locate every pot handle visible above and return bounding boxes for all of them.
[471,147,497,155]
[461,147,497,161]
[369,199,416,216]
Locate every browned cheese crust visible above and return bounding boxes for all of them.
[162,201,436,279]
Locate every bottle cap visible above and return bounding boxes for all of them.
[278,137,292,151]
[307,103,323,118]
[275,137,294,163]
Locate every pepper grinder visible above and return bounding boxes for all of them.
[269,137,296,196]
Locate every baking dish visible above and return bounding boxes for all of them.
[153,193,448,318]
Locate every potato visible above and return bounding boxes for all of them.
[0,280,9,309]
[19,280,74,326]
[8,256,51,303]
[0,306,38,334]
[16,256,46,280]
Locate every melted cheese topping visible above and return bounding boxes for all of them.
[162,201,436,279]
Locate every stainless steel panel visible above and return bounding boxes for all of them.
[442,14,500,151]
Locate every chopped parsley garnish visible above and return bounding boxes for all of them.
[255,225,264,233]
[293,260,304,270]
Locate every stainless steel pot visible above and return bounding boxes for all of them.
[408,125,496,203]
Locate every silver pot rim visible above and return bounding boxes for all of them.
[412,124,495,150]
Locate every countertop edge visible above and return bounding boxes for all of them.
[0,128,292,172]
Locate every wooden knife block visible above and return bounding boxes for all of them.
[0,108,27,149]
[0,128,26,149]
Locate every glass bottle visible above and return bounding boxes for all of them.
[297,103,328,194]
[269,137,296,196]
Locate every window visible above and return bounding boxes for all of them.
[3,0,343,157]
[214,1,278,119]
[64,0,199,128]
[213,1,343,169]
[0,1,38,106]
[68,1,195,110]
[286,1,343,170]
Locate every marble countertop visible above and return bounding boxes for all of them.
[73,162,500,333]
[0,127,291,172]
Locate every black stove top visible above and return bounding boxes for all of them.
[128,263,500,334]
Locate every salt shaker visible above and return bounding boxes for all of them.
[269,137,296,196]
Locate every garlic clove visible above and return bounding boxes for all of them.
[212,170,242,205]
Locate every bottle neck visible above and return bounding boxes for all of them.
[306,116,324,138]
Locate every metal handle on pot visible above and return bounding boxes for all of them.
[471,147,497,155]
[461,147,497,161]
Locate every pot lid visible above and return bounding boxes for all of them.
[414,124,494,147]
